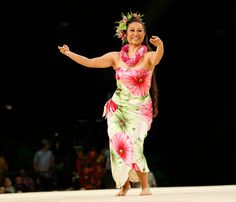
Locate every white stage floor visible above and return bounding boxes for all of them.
[0,185,236,202]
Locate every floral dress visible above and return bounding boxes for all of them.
[103,66,153,188]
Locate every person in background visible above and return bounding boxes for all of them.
[33,139,55,191]
[0,186,5,194]
[0,151,8,186]
[100,144,116,189]
[18,169,35,192]
[58,11,164,196]
[14,175,29,193]
[4,177,15,193]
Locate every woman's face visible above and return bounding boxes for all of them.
[126,22,146,45]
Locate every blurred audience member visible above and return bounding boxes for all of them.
[14,175,30,193]
[19,169,35,192]
[4,177,15,193]
[0,186,5,194]
[33,139,55,191]
[0,151,8,185]
[100,144,115,189]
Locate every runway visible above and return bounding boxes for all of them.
[0,185,236,202]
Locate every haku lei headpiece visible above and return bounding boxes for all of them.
[114,11,144,44]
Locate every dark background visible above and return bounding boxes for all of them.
[0,0,235,187]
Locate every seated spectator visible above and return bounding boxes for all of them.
[19,169,35,192]
[4,177,15,193]
[0,151,8,186]
[14,175,30,193]
[0,186,5,194]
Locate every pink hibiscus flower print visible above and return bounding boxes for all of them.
[110,132,133,166]
[106,99,118,112]
[115,67,122,80]
[103,99,118,117]
[132,163,140,171]
[122,69,152,96]
[140,100,153,127]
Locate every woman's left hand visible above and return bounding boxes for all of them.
[149,36,163,47]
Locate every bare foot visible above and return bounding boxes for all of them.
[116,185,131,196]
[140,187,152,196]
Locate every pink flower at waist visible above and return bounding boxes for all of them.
[103,99,118,118]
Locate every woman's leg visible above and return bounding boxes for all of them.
[136,171,151,195]
[116,179,131,196]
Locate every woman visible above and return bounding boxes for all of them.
[58,11,164,196]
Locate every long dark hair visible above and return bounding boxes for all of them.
[125,17,159,118]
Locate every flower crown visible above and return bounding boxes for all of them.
[114,11,144,44]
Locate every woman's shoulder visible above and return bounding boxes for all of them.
[107,51,120,57]
[107,51,120,64]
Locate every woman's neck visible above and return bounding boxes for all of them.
[120,44,147,67]
[127,44,142,57]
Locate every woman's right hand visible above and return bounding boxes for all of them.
[58,44,70,54]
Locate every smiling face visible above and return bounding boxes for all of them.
[126,22,146,45]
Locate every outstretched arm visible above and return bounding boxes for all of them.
[149,36,164,66]
[58,44,115,68]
